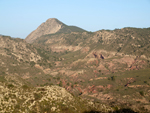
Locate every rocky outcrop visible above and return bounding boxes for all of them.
[25,18,86,43]
[25,18,65,43]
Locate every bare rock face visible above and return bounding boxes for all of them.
[25,18,65,43]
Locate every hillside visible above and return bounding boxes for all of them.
[0,35,115,113]
[1,74,114,113]
[0,35,41,62]
[34,27,150,58]
[30,26,150,112]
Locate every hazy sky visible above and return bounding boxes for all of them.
[0,0,150,39]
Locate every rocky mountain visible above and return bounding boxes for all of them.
[1,19,150,112]
[25,18,86,43]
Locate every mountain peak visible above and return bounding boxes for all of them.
[45,18,59,23]
[46,18,58,21]
[25,18,64,43]
[45,18,66,26]
[25,18,86,43]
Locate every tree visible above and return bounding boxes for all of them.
[59,81,63,87]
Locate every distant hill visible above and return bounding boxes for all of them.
[25,18,86,43]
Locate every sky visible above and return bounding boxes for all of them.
[0,0,150,39]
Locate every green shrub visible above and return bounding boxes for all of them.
[7,84,14,88]
[34,93,42,100]
[22,85,29,90]
[59,81,63,87]
[139,91,144,96]
[111,76,115,81]
[30,61,35,67]
[0,76,6,82]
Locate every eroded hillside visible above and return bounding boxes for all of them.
[27,26,150,112]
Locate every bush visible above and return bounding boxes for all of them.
[139,91,144,96]
[59,81,63,87]
[7,84,14,88]
[0,76,6,82]
[34,93,42,100]
[111,76,115,81]
[30,61,35,67]
[22,85,29,90]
